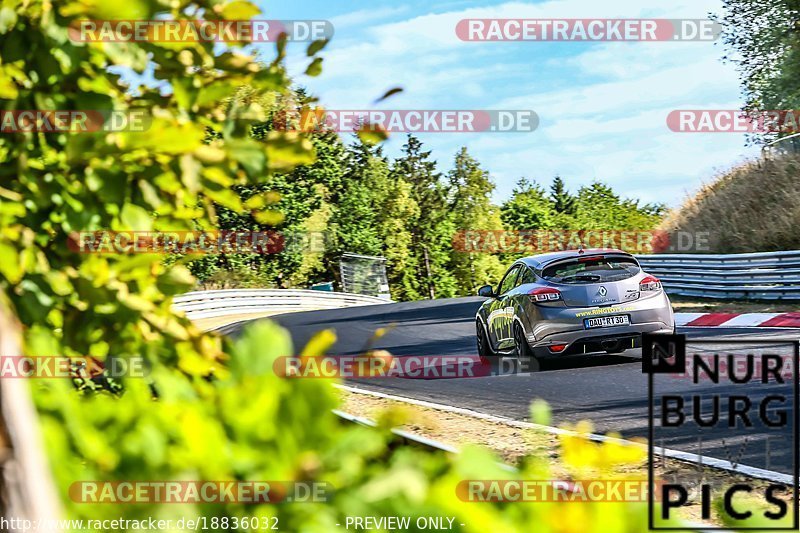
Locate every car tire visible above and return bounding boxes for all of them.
[514,323,541,372]
[476,320,494,360]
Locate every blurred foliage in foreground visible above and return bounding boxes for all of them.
[0,0,683,531]
[42,320,689,531]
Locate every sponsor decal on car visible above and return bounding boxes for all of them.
[574,306,636,318]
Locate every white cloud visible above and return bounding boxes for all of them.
[329,6,410,30]
[279,0,751,206]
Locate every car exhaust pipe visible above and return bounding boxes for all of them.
[601,339,620,351]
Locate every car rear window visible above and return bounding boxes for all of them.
[541,256,640,284]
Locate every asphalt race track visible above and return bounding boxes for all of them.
[227,297,800,477]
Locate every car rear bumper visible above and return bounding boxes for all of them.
[524,292,674,342]
[530,320,673,357]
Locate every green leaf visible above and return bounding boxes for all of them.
[225,139,267,176]
[306,39,329,56]
[221,1,261,20]
[253,210,284,225]
[171,77,196,110]
[374,87,403,103]
[263,132,315,170]
[0,8,18,33]
[530,399,552,426]
[204,181,244,211]
[157,266,196,296]
[305,57,323,77]
[230,320,293,377]
[0,71,18,99]
[196,81,238,108]
[117,119,205,154]
[0,242,21,283]
[26,324,60,357]
[119,204,153,231]
[243,195,265,209]
[300,329,336,357]
[356,124,389,145]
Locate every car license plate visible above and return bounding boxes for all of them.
[584,315,630,329]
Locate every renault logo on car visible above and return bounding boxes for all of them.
[598,286,608,297]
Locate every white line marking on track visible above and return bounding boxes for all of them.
[721,313,780,327]
[674,313,708,326]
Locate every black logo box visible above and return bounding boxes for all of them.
[644,334,799,531]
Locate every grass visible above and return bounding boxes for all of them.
[670,296,799,314]
[660,154,800,253]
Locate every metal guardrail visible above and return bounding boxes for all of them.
[635,250,800,300]
[172,289,391,320]
[333,410,461,454]
[333,409,518,473]
[762,132,800,159]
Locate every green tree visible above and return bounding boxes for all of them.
[326,139,386,260]
[550,176,576,215]
[191,98,348,289]
[501,178,558,230]
[715,0,800,143]
[447,147,505,294]
[326,138,425,300]
[572,182,664,230]
[391,135,456,299]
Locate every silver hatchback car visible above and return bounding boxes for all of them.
[476,249,674,367]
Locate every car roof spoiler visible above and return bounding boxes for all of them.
[540,251,638,270]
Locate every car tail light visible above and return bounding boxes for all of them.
[640,275,662,292]
[549,344,567,353]
[528,287,562,302]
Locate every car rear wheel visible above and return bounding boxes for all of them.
[476,320,494,360]
[513,323,540,372]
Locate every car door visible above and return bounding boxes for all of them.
[487,264,520,349]
[498,265,538,350]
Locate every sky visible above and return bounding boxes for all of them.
[255,0,757,208]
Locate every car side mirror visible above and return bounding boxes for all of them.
[477,284,495,298]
